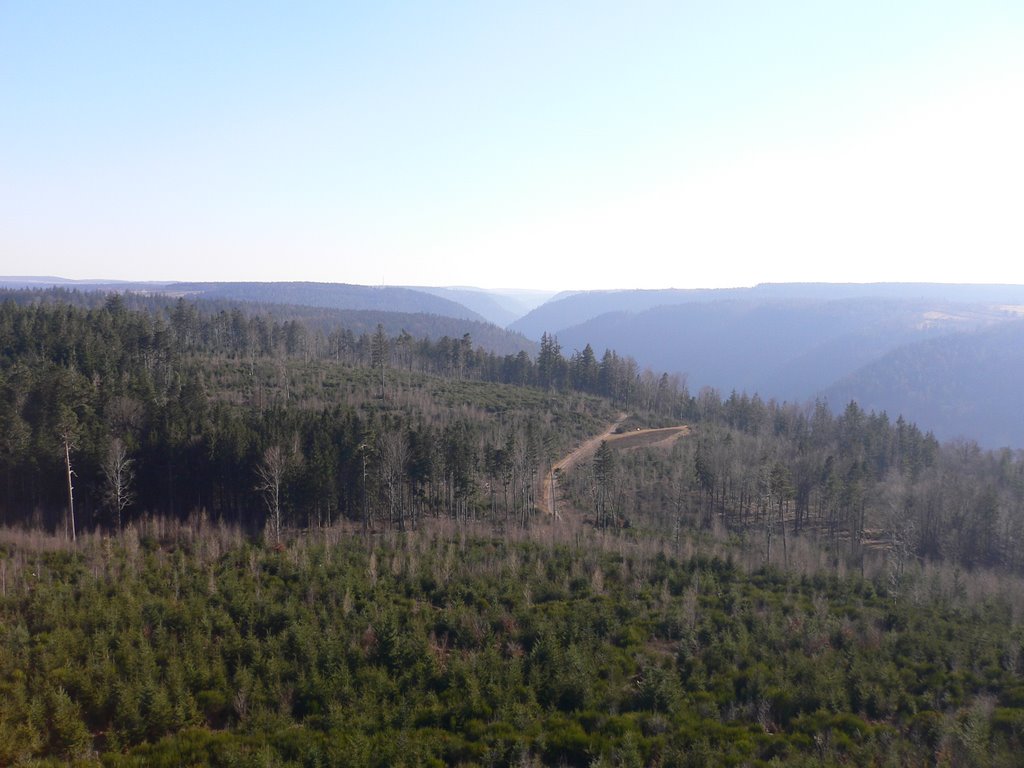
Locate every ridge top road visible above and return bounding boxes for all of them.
[541,415,691,519]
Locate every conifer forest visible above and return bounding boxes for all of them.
[3,289,1024,766]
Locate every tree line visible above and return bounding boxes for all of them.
[0,295,633,536]
[566,389,1024,575]
[3,291,1024,576]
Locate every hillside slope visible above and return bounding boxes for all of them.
[556,298,1011,395]
[0,287,537,356]
[522,285,1024,447]
[168,281,486,320]
[824,319,1024,447]
[512,283,1024,340]
[0,278,490,322]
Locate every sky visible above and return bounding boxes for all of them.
[2,2,1023,290]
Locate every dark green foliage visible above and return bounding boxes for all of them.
[0,295,621,533]
[2,527,1024,765]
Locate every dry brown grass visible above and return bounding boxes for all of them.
[2,510,1022,622]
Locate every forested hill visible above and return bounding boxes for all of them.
[510,287,740,339]
[0,287,536,356]
[825,319,1024,448]
[551,299,1024,447]
[166,281,487,321]
[0,278,495,323]
[512,285,1024,447]
[0,295,636,533]
[2,294,1024,576]
[511,283,1024,340]
[552,298,1010,396]
[6,295,1024,764]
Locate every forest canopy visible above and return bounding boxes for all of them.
[2,290,1024,765]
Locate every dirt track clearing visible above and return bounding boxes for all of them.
[541,417,690,518]
[603,425,691,451]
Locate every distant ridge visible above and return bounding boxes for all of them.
[511,283,1024,341]
[508,283,1024,448]
[823,319,1024,447]
[0,277,491,322]
[0,285,537,357]
[0,276,161,286]
[7,277,1024,445]
[166,281,487,321]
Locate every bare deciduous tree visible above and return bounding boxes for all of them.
[56,406,79,543]
[376,428,409,529]
[103,437,135,531]
[256,445,288,544]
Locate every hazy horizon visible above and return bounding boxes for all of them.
[7,274,1024,295]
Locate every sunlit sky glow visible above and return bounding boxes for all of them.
[2,2,1022,290]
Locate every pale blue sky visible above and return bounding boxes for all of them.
[2,2,1022,289]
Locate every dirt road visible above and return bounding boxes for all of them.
[541,416,690,518]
